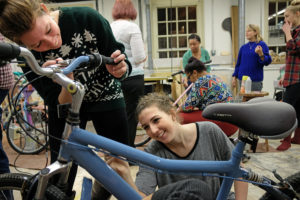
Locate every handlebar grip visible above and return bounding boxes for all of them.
[171,70,184,76]
[203,60,212,65]
[88,53,120,66]
[0,43,21,61]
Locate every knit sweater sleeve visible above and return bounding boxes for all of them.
[232,46,243,78]
[258,41,272,66]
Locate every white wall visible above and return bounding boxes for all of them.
[96,0,268,62]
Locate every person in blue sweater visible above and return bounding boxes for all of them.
[232,24,272,91]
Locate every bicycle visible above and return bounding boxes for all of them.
[1,71,48,154]
[0,43,299,200]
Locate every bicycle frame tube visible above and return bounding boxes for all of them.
[59,127,246,200]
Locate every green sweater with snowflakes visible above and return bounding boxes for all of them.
[22,7,131,113]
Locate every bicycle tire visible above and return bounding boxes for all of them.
[5,110,48,154]
[260,171,300,200]
[0,173,68,200]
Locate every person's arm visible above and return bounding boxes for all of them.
[212,125,248,200]
[106,157,148,197]
[89,8,132,79]
[255,42,272,65]
[234,162,248,200]
[232,47,242,88]
[130,28,147,65]
[181,81,201,112]
[234,171,248,200]
[283,22,300,55]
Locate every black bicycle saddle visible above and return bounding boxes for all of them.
[202,100,297,139]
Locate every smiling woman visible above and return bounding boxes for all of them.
[0,0,132,199]
[105,92,248,200]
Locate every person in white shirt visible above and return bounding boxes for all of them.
[111,0,147,148]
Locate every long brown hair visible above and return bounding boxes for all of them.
[0,0,44,44]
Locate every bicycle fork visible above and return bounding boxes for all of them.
[34,161,72,200]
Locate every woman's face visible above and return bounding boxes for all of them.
[284,10,300,28]
[138,106,176,144]
[187,70,198,83]
[20,14,62,52]
[188,38,200,53]
[245,28,256,41]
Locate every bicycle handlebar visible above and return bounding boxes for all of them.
[0,42,118,75]
[171,60,213,77]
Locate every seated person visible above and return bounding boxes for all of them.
[179,57,237,137]
[105,93,248,200]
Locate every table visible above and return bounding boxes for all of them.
[144,76,172,93]
[239,91,272,152]
[240,91,269,102]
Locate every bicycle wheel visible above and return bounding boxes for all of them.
[5,109,48,154]
[260,171,300,200]
[0,173,68,200]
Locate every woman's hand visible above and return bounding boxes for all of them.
[282,21,292,35]
[232,76,237,88]
[106,50,127,78]
[42,58,74,80]
[278,76,284,86]
[105,155,132,180]
[43,58,73,104]
[182,76,188,88]
[282,21,293,42]
[255,45,263,57]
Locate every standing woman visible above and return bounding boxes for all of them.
[182,34,210,88]
[0,0,131,198]
[232,24,272,91]
[0,34,14,200]
[277,0,300,151]
[111,0,147,147]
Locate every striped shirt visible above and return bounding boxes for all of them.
[0,34,14,89]
[283,25,300,87]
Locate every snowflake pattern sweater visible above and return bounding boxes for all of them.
[22,7,132,113]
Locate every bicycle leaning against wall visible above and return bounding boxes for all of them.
[0,43,299,200]
[1,71,48,154]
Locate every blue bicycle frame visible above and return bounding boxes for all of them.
[55,127,246,200]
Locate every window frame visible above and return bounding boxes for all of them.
[266,0,291,57]
[151,0,204,59]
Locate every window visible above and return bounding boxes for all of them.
[268,0,291,57]
[157,6,197,58]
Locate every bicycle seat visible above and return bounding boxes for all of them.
[202,101,297,139]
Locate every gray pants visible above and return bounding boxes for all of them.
[238,80,263,91]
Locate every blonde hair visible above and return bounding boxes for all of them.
[0,0,45,44]
[247,24,263,43]
[286,0,300,14]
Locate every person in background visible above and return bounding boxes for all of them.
[276,0,300,151]
[232,24,272,92]
[180,57,232,112]
[111,0,147,148]
[0,34,14,200]
[106,93,248,200]
[182,34,210,88]
[0,1,131,199]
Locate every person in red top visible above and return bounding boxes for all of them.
[277,0,300,151]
